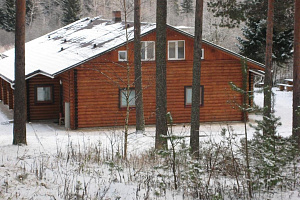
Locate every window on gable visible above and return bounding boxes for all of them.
[120,88,135,108]
[141,41,155,61]
[185,86,204,106]
[35,85,53,104]
[118,50,127,61]
[168,40,185,60]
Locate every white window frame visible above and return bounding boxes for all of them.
[120,88,136,108]
[141,41,155,61]
[185,86,204,106]
[201,49,204,59]
[35,84,53,104]
[118,50,127,61]
[168,40,185,60]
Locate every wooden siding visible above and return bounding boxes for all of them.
[0,78,2,101]
[2,80,8,105]
[59,70,77,129]
[57,27,263,129]
[8,87,14,109]
[27,75,60,120]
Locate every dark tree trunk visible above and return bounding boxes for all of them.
[293,0,300,148]
[134,0,145,132]
[263,0,274,135]
[155,0,168,150]
[13,0,27,145]
[190,0,204,159]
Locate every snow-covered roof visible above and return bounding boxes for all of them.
[0,17,156,83]
[0,16,264,84]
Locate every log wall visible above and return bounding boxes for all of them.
[0,78,2,101]
[27,75,60,120]
[58,28,252,128]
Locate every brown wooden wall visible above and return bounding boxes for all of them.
[59,70,77,129]
[2,80,8,105]
[58,27,255,129]
[0,78,2,101]
[27,75,60,120]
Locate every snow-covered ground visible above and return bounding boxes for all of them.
[0,88,298,199]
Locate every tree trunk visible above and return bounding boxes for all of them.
[293,0,300,148]
[13,0,27,145]
[134,0,145,132]
[190,0,203,159]
[263,0,274,135]
[155,0,168,150]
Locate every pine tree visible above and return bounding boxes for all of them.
[155,0,168,150]
[181,0,193,14]
[293,0,300,149]
[237,19,293,65]
[208,0,294,65]
[13,0,27,145]
[61,0,81,25]
[237,20,266,63]
[190,0,203,159]
[134,0,145,132]
[0,0,18,32]
[263,0,275,136]
[0,0,35,32]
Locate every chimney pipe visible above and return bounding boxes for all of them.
[112,11,121,23]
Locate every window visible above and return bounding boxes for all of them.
[120,88,135,108]
[201,49,204,59]
[185,86,204,106]
[141,41,155,61]
[35,85,53,104]
[118,50,127,61]
[168,40,185,60]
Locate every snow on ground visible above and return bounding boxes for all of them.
[0,88,298,199]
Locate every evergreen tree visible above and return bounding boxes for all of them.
[155,0,168,150]
[237,19,293,65]
[13,0,27,145]
[181,0,193,14]
[0,0,34,32]
[208,0,294,65]
[293,0,300,149]
[134,0,145,132]
[61,0,81,25]
[190,0,204,159]
[0,0,18,32]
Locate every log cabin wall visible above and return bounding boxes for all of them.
[2,81,8,105]
[59,70,76,129]
[0,78,2,101]
[27,74,60,120]
[62,27,249,128]
[8,87,14,109]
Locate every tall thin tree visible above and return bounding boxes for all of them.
[263,0,274,135]
[190,0,204,159]
[155,0,168,150]
[13,0,27,145]
[293,0,300,148]
[134,0,145,132]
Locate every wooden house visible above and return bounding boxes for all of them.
[0,14,264,129]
